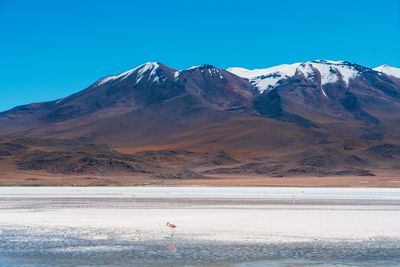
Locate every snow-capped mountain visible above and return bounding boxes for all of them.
[1,60,399,137]
[228,60,371,93]
[1,60,400,178]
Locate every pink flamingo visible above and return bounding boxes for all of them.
[166,222,177,237]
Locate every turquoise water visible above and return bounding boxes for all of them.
[0,227,399,267]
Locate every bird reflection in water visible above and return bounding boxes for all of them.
[167,242,177,254]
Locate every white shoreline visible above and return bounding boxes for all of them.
[1,208,400,243]
[0,186,400,200]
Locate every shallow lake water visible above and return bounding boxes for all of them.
[0,226,399,267]
[1,187,399,267]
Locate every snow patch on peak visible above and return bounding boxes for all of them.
[174,71,180,79]
[226,67,251,77]
[311,59,346,65]
[55,97,66,104]
[97,76,116,86]
[96,62,161,86]
[306,60,360,86]
[187,65,201,70]
[187,65,224,79]
[228,64,300,79]
[228,60,361,92]
[374,65,400,79]
[228,63,301,92]
[374,64,389,70]
[136,62,160,77]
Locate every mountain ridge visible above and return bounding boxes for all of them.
[2,60,399,112]
[1,59,400,184]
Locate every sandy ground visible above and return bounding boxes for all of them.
[1,172,400,187]
[1,158,400,187]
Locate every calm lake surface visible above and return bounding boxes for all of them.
[0,187,399,267]
[0,227,399,267]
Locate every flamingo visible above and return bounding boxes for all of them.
[166,222,177,237]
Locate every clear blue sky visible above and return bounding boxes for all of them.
[1,0,399,111]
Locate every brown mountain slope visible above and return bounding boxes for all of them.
[1,61,400,185]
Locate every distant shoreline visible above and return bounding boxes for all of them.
[1,172,400,187]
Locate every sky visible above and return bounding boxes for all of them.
[0,0,399,112]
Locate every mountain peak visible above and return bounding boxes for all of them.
[310,59,346,65]
[375,64,390,69]
[187,64,218,70]
[228,60,366,92]
[96,62,163,86]
[185,64,224,79]
[374,65,400,79]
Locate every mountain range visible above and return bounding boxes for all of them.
[1,60,400,185]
